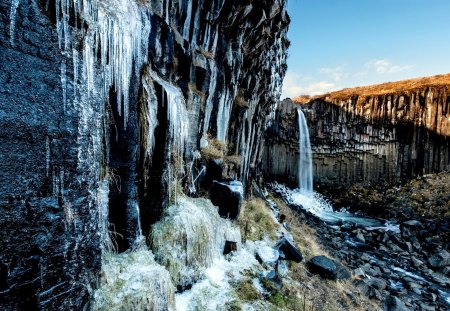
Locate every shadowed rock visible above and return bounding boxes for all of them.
[210,180,243,219]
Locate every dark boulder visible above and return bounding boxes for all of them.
[428,250,450,268]
[275,238,303,263]
[307,255,350,280]
[383,295,409,311]
[400,220,422,238]
[223,241,238,255]
[210,180,243,219]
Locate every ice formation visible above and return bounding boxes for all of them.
[9,0,20,46]
[92,249,176,311]
[55,0,151,126]
[151,197,241,287]
[175,248,260,311]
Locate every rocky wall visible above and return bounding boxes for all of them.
[0,0,289,309]
[263,89,450,187]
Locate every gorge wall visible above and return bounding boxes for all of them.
[263,78,450,187]
[0,0,289,309]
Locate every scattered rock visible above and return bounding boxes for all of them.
[274,237,303,263]
[210,180,243,219]
[355,231,366,243]
[368,277,387,290]
[428,250,450,268]
[307,255,344,280]
[384,295,409,311]
[429,271,450,286]
[223,241,237,255]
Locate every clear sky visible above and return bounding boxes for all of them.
[281,0,450,98]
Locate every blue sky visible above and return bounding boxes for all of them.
[281,0,450,98]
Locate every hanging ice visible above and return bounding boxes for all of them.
[9,0,20,46]
[297,108,313,192]
[148,70,190,156]
[54,0,151,128]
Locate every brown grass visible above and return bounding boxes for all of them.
[293,73,450,102]
[200,136,228,160]
[188,82,206,98]
[238,198,279,242]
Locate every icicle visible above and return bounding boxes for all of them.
[148,71,189,156]
[202,59,218,137]
[216,91,232,142]
[72,48,78,97]
[183,0,193,40]
[165,0,170,24]
[45,136,50,177]
[60,60,67,112]
[141,74,159,162]
[9,0,20,46]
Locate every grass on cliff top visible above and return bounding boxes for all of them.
[293,73,450,103]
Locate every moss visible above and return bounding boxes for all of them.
[235,279,259,302]
[223,300,242,311]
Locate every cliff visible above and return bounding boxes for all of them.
[0,0,289,309]
[263,75,450,186]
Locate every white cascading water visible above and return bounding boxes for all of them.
[297,108,313,193]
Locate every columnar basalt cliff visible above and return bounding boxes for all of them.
[0,0,289,309]
[263,75,450,187]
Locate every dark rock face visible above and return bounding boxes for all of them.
[262,99,301,185]
[263,93,450,187]
[0,0,289,309]
[210,180,244,219]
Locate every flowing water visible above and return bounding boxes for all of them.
[297,109,313,192]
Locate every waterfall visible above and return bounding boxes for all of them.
[297,108,313,192]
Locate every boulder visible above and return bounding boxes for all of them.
[355,231,366,243]
[400,220,422,238]
[368,277,387,290]
[307,255,341,280]
[383,295,410,311]
[274,238,303,263]
[210,180,243,219]
[428,250,450,268]
[223,241,238,255]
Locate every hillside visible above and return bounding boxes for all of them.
[293,73,450,103]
